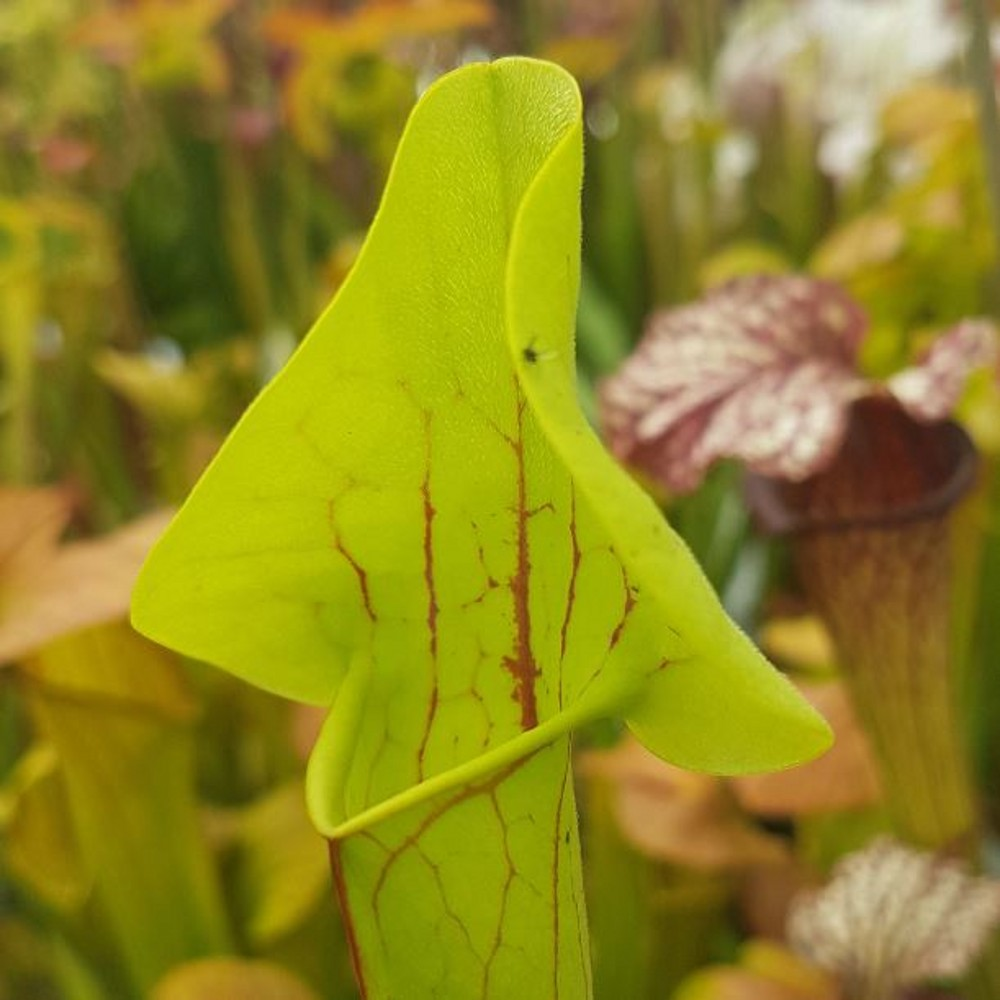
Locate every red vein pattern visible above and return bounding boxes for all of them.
[502,392,540,730]
[417,411,440,779]
[330,840,369,999]
[328,497,375,621]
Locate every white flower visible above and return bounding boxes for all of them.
[716,0,964,182]
[788,838,1000,994]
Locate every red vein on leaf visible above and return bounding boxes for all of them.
[608,563,637,651]
[417,412,440,779]
[482,788,516,997]
[558,489,581,708]
[502,390,540,730]
[327,499,375,620]
[551,756,570,999]
[461,522,500,610]
[328,840,369,999]
[370,756,531,917]
[413,839,483,960]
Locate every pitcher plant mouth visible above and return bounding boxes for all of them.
[744,396,979,537]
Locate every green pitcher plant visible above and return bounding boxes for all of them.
[132,57,830,999]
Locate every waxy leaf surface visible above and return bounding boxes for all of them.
[133,58,829,999]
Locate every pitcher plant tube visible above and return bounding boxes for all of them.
[602,273,999,849]
[132,60,830,1000]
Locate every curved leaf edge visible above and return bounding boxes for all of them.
[306,656,641,837]
[502,84,832,776]
[307,57,829,839]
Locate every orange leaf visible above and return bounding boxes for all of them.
[264,0,494,58]
[581,737,789,871]
[732,681,880,816]
[0,488,172,663]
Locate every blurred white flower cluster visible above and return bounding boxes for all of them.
[716,0,964,182]
[789,838,1000,994]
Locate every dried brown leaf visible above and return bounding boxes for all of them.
[0,487,74,579]
[731,681,880,816]
[581,737,789,871]
[0,491,172,663]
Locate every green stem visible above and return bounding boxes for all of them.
[964,0,1000,312]
[1,274,40,483]
[220,147,274,338]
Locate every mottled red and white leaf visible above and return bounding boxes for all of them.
[887,319,999,422]
[600,276,869,493]
[602,276,999,494]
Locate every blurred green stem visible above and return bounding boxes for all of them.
[1,274,40,484]
[221,148,274,338]
[585,777,652,1000]
[784,111,822,263]
[279,146,315,334]
[677,0,722,88]
[964,0,1000,312]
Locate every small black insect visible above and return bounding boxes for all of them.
[522,338,557,365]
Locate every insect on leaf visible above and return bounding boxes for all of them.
[133,57,830,999]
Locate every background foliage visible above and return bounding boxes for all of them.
[3,2,1000,998]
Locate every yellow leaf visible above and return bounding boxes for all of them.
[673,942,839,1000]
[0,743,90,911]
[881,84,973,149]
[231,782,330,947]
[539,36,625,84]
[152,958,320,1000]
[25,623,229,992]
[264,1,494,59]
[700,243,793,290]
[759,615,835,674]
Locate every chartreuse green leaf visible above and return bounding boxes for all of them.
[133,57,830,999]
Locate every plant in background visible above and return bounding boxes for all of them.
[0,488,229,997]
[132,59,829,999]
[672,837,1000,1000]
[717,0,963,186]
[789,838,1000,1000]
[602,274,998,852]
[8,1,1000,996]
